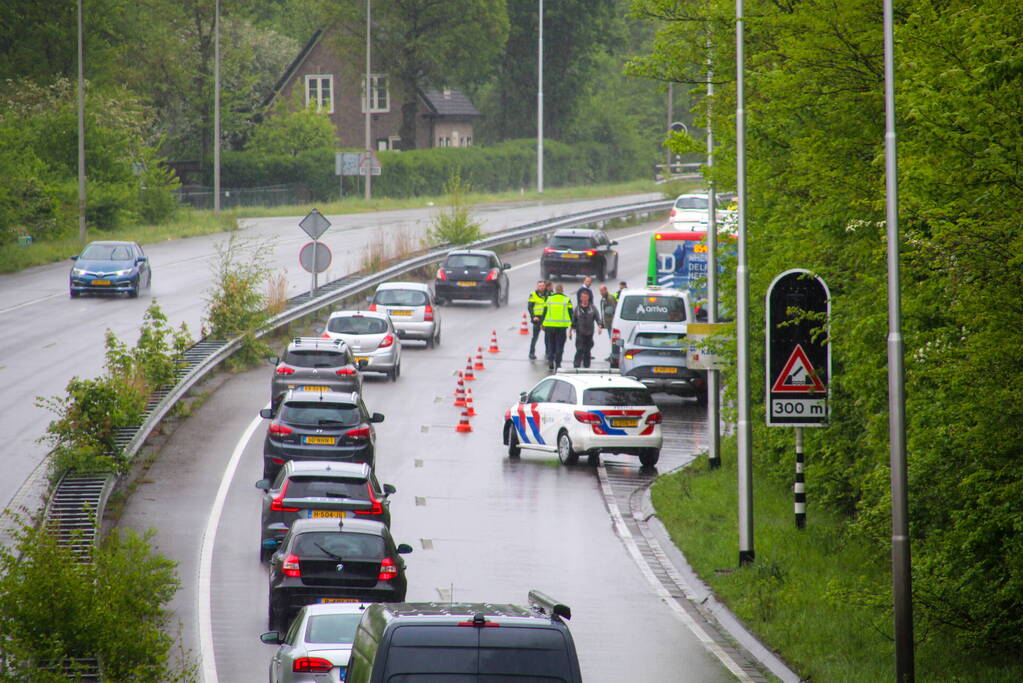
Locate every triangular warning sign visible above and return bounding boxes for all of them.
[772,344,825,393]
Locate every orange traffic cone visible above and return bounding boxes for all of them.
[474,346,486,371]
[454,371,466,407]
[519,313,530,335]
[465,387,477,417]
[488,330,500,354]
[464,357,476,381]
[455,408,473,433]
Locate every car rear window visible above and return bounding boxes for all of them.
[293,531,384,558]
[675,196,709,210]
[285,476,370,500]
[375,289,429,306]
[445,254,490,269]
[583,388,654,406]
[284,349,350,368]
[305,613,363,644]
[633,332,687,348]
[549,235,593,250]
[328,316,389,334]
[281,402,360,427]
[619,295,686,322]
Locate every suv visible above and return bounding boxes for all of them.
[256,460,398,562]
[609,286,694,367]
[620,322,707,404]
[540,228,619,281]
[270,337,362,408]
[502,370,663,467]
[369,282,441,348]
[434,249,510,307]
[259,390,385,480]
[345,591,582,683]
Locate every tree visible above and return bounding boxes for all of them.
[246,100,337,157]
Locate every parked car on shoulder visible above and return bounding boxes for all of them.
[434,249,510,307]
[369,282,441,348]
[69,240,151,298]
[322,311,402,380]
[540,227,618,281]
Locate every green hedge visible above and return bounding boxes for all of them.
[214,139,647,200]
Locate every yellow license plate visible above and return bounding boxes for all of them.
[310,510,347,519]
[91,279,111,285]
[457,281,477,287]
[611,418,639,428]
[562,253,580,259]
[304,436,335,445]
[320,597,358,603]
[390,309,413,316]
[296,385,329,392]
[354,356,369,363]
[652,366,679,374]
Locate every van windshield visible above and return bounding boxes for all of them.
[619,295,686,322]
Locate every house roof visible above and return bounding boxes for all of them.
[419,88,481,119]
[261,27,325,111]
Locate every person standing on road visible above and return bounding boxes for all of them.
[526,280,548,360]
[570,290,601,368]
[537,284,573,371]
[598,285,617,358]
[575,276,594,306]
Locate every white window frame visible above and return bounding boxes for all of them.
[361,74,390,113]
[304,74,334,114]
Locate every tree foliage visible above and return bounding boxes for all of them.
[246,99,337,157]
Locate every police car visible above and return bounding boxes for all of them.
[502,371,663,467]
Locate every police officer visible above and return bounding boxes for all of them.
[536,284,573,370]
[526,280,548,360]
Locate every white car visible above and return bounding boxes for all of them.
[502,371,663,467]
[322,310,402,381]
[370,282,441,348]
[668,193,736,231]
[610,286,694,368]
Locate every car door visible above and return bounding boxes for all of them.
[545,380,578,444]
[514,378,556,451]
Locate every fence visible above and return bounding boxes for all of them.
[173,184,311,210]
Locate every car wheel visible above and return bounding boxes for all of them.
[262,460,277,481]
[69,289,80,299]
[609,259,618,279]
[426,334,435,349]
[639,448,660,468]
[260,545,274,563]
[128,278,140,298]
[435,297,445,306]
[557,431,579,465]
[492,290,501,308]
[597,261,606,282]
[587,453,600,466]
[507,426,521,458]
[697,387,709,407]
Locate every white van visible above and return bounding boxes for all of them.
[609,286,693,367]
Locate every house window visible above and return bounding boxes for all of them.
[305,75,333,113]
[362,74,390,113]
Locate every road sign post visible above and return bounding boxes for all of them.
[299,209,332,296]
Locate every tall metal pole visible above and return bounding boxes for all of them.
[705,40,720,470]
[794,427,806,528]
[666,82,674,173]
[735,0,754,565]
[77,0,86,244]
[536,0,544,194]
[883,0,914,678]
[364,0,372,200]
[213,0,221,213]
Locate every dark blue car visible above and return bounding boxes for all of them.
[69,240,151,298]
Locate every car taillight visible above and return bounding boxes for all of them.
[424,305,434,321]
[378,334,394,348]
[670,208,677,217]
[485,268,498,282]
[611,328,621,343]
[356,483,383,516]
[378,556,398,580]
[282,553,301,577]
[346,426,371,440]
[573,410,601,424]
[436,268,447,280]
[268,424,293,436]
[321,332,331,338]
[270,481,300,512]
[336,368,356,376]
[293,657,333,673]
[645,412,663,424]
[368,303,377,312]
[275,365,295,375]
[585,250,595,256]
[543,247,557,254]
[623,349,641,360]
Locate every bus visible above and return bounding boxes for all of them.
[646,230,735,298]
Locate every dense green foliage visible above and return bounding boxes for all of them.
[426,173,483,246]
[203,235,275,365]
[632,0,1023,658]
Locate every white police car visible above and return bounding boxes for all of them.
[502,371,663,467]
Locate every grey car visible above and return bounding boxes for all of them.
[256,460,396,562]
[620,322,708,404]
[370,282,441,348]
[260,602,370,683]
[270,338,363,408]
[323,311,402,381]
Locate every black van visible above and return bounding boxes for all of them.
[346,590,583,683]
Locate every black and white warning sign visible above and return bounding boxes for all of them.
[766,270,830,426]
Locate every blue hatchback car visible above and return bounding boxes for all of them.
[69,240,151,298]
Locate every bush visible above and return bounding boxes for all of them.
[203,234,275,365]
[426,173,482,245]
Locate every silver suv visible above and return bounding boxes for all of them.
[270,338,363,407]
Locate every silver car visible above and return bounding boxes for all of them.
[260,602,369,683]
[323,310,402,381]
[370,282,441,348]
[620,322,708,404]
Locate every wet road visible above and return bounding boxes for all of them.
[118,221,742,681]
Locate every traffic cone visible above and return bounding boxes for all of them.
[488,330,500,354]
[464,357,476,381]
[519,313,530,335]
[465,387,477,417]
[474,346,486,371]
[454,371,466,407]
[455,408,473,433]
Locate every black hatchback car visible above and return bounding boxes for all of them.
[434,249,510,307]
[267,518,412,631]
[541,228,619,281]
[259,390,384,480]
[270,337,363,408]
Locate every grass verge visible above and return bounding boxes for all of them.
[651,448,1023,682]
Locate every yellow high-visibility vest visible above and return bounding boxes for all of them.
[539,293,573,328]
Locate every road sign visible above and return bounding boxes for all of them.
[299,241,332,273]
[685,322,729,371]
[358,151,381,176]
[335,152,362,176]
[299,208,331,240]
[766,269,830,426]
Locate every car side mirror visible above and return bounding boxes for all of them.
[397,543,413,554]
[70,255,79,261]
[268,356,279,366]
[259,408,273,419]
[358,359,369,369]
[370,412,385,423]
[137,256,148,262]
[255,479,271,490]
[383,483,396,495]
[519,392,528,404]
[260,631,283,645]
[609,240,618,247]
[502,262,511,270]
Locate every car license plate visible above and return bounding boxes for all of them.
[457,281,477,287]
[320,597,358,603]
[297,385,329,392]
[652,366,679,374]
[304,436,335,445]
[309,510,346,519]
[611,418,639,428]
[562,253,580,259]
[91,279,111,285]
[390,309,413,316]
[354,356,369,363]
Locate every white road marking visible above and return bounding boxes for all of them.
[0,292,66,316]
[198,413,264,683]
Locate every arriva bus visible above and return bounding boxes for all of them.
[646,230,735,297]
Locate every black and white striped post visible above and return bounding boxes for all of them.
[794,427,806,528]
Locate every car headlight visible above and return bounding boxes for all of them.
[72,268,87,276]
[112,268,133,277]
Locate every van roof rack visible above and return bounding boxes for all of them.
[527,590,571,621]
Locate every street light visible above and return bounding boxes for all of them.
[214,0,221,213]
[364,0,372,200]
[536,0,544,194]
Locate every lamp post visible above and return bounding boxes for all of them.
[77,0,86,244]
[536,0,544,194]
[364,0,372,200]
[214,0,221,213]
[705,40,720,469]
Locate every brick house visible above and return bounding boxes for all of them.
[263,28,481,150]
